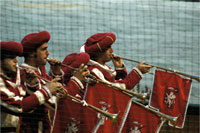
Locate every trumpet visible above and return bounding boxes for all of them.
[132,100,180,126]
[59,88,119,123]
[17,65,119,122]
[46,58,148,102]
[47,58,78,71]
[87,76,148,103]
[113,54,200,82]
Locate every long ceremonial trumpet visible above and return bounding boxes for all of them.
[46,58,148,102]
[132,100,180,126]
[59,88,119,123]
[17,65,119,122]
[115,55,200,82]
[47,58,78,71]
[87,75,148,103]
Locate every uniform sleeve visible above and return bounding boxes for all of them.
[117,67,143,90]
[0,78,51,112]
[89,66,142,90]
[91,68,127,89]
[63,76,85,97]
[115,66,128,80]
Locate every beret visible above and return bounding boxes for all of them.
[83,32,116,56]
[0,41,23,56]
[21,31,50,55]
[62,53,90,82]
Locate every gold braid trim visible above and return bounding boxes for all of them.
[71,80,82,90]
[106,36,114,42]
[97,42,102,52]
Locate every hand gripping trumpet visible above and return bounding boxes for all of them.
[16,65,55,111]
[132,100,180,126]
[17,65,119,122]
[47,58,78,71]
[114,54,200,82]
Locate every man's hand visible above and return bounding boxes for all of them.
[24,68,39,86]
[136,61,152,74]
[111,54,124,68]
[73,64,90,82]
[45,77,64,93]
[48,58,62,75]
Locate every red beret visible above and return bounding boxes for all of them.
[83,32,116,55]
[21,31,50,55]
[62,53,90,82]
[0,41,23,56]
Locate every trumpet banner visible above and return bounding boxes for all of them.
[122,101,164,133]
[149,70,192,128]
[82,83,132,133]
[52,95,82,133]
[52,87,94,133]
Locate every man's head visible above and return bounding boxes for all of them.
[62,52,90,83]
[0,41,23,75]
[81,32,116,63]
[21,31,51,67]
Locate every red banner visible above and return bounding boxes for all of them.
[83,83,132,133]
[53,96,82,133]
[52,87,95,133]
[149,70,192,128]
[121,100,164,133]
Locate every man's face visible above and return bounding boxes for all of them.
[35,43,49,66]
[1,56,18,74]
[100,47,114,63]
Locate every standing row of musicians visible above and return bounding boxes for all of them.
[0,31,151,133]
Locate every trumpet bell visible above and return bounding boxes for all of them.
[169,114,180,126]
[110,111,120,124]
